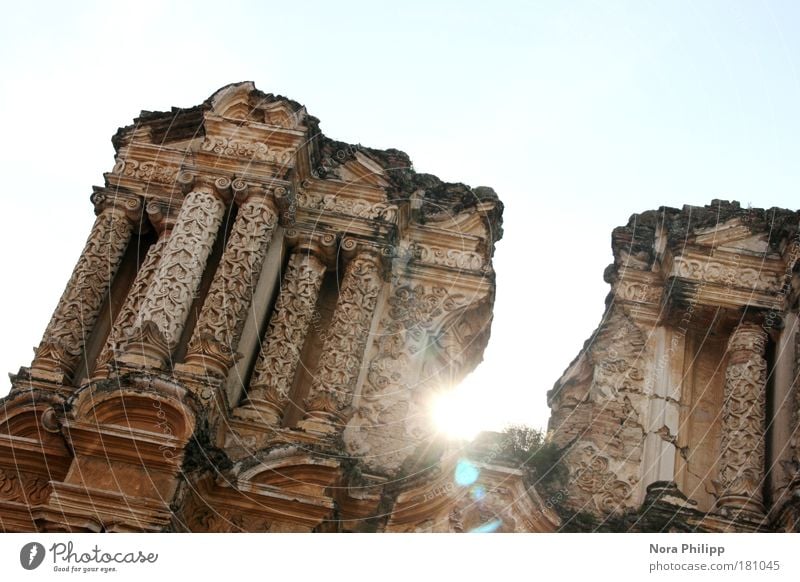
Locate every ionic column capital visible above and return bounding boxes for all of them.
[340,237,392,278]
[286,228,338,265]
[90,189,145,224]
[231,183,283,214]
[177,172,235,204]
[145,200,181,235]
[231,181,293,217]
[727,322,768,358]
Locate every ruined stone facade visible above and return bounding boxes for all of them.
[548,201,800,532]
[0,83,561,533]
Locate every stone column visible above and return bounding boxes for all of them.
[32,193,141,383]
[716,322,768,517]
[792,328,800,482]
[93,201,178,378]
[181,183,282,377]
[784,325,800,508]
[119,174,229,369]
[641,326,684,499]
[235,232,335,425]
[300,240,383,434]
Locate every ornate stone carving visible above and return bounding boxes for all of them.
[94,229,171,377]
[413,243,485,271]
[791,327,800,483]
[240,246,328,423]
[33,198,139,380]
[112,159,180,185]
[570,445,634,514]
[343,282,468,466]
[389,284,467,342]
[301,246,383,432]
[124,179,227,365]
[614,280,662,304]
[362,284,468,419]
[672,257,781,292]
[296,189,398,222]
[0,469,51,505]
[3,82,510,534]
[716,323,768,516]
[184,187,280,376]
[200,136,294,165]
[0,469,21,501]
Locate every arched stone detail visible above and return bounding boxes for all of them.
[69,383,195,443]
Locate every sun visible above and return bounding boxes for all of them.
[430,379,486,441]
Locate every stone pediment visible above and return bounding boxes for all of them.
[693,219,772,255]
[208,81,308,130]
[334,152,390,188]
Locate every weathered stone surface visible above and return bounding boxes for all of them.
[0,82,529,533]
[549,200,800,532]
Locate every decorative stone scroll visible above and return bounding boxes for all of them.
[300,241,384,433]
[200,137,294,165]
[183,183,280,377]
[672,257,782,293]
[112,159,180,185]
[121,174,229,367]
[569,445,634,514]
[343,282,469,465]
[32,194,141,381]
[413,243,485,271]
[715,322,768,517]
[238,232,335,424]
[296,189,398,222]
[0,469,51,505]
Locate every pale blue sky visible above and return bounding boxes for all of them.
[1,1,798,432]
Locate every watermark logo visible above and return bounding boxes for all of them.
[20,542,46,570]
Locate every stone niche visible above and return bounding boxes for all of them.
[0,82,563,533]
[548,200,800,532]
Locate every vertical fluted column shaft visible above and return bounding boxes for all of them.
[32,195,140,382]
[123,177,228,367]
[717,322,769,517]
[239,242,329,424]
[301,244,383,433]
[93,202,177,378]
[183,185,280,377]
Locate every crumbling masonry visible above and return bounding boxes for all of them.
[548,201,800,532]
[0,82,560,533]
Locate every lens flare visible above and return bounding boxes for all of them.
[470,485,486,501]
[454,459,480,487]
[470,519,503,533]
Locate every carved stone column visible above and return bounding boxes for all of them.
[120,174,229,368]
[181,184,282,377]
[236,231,335,425]
[31,193,141,383]
[300,240,383,434]
[716,322,768,517]
[93,201,178,378]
